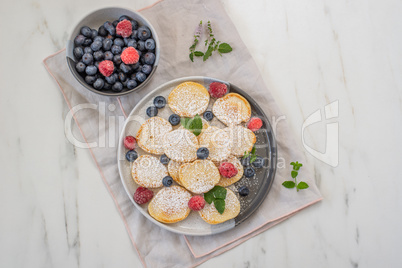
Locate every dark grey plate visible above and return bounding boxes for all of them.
[118,76,277,236]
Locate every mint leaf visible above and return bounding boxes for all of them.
[189,114,202,136]
[203,46,213,61]
[194,51,204,57]
[212,186,227,200]
[250,155,257,163]
[291,171,298,178]
[181,117,191,129]
[218,43,232,53]
[282,181,296,188]
[189,53,194,62]
[251,146,256,155]
[204,191,214,204]
[214,199,225,214]
[297,182,309,190]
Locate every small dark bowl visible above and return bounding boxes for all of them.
[66,7,160,96]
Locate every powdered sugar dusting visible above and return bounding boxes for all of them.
[212,93,251,126]
[136,117,172,155]
[168,82,210,117]
[198,126,232,162]
[150,186,192,221]
[216,156,244,187]
[179,160,220,194]
[131,155,168,188]
[168,160,183,185]
[199,189,240,223]
[224,125,256,157]
[163,129,199,162]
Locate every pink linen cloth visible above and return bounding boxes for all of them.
[44,0,322,267]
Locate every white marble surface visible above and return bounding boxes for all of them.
[1,0,402,267]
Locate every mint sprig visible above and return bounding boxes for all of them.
[189,20,233,62]
[243,146,257,163]
[204,186,227,214]
[180,114,203,136]
[282,161,309,192]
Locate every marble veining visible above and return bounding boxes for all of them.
[1,0,402,267]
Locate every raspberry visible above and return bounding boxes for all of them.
[133,187,153,204]
[116,19,132,38]
[188,196,205,211]
[219,162,238,178]
[124,136,136,150]
[247,117,263,132]
[98,60,114,77]
[209,82,228,98]
[121,47,140,64]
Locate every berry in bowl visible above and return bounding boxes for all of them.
[66,7,160,96]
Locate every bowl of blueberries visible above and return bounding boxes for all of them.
[66,7,160,96]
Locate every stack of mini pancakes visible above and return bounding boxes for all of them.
[131,81,256,224]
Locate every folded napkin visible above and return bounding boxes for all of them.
[44,0,322,266]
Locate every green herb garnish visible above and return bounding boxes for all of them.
[282,162,309,192]
[189,20,233,62]
[243,146,257,163]
[180,114,203,136]
[204,186,227,214]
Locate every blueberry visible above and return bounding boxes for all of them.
[132,62,141,71]
[135,72,147,83]
[84,47,92,54]
[93,78,104,90]
[119,15,131,21]
[120,63,132,74]
[203,111,214,121]
[153,96,166,109]
[241,156,250,167]
[141,64,152,75]
[244,166,256,178]
[127,79,138,89]
[131,30,138,40]
[162,176,173,187]
[104,51,113,60]
[131,20,139,30]
[103,83,112,90]
[118,72,127,82]
[145,39,155,50]
[137,40,146,51]
[160,154,170,165]
[127,39,137,48]
[252,156,264,168]
[144,52,155,65]
[113,54,122,65]
[93,36,104,43]
[197,147,209,159]
[146,106,158,117]
[90,41,102,51]
[98,25,107,36]
[74,34,86,46]
[73,47,84,59]
[238,186,249,197]
[83,38,92,46]
[102,38,113,51]
[82,53,93,65]
[112,82,123,92]
[122,79,128,87]
[91,29,98,39]
[137,26,151,40]
[105,74,116,84]
[168,114,180,126]
[85,75,96,85]
[104,21,115,36]
[75,61,86,73]
[114,38,124,47]
[94,61,100,68]
[85,65,97,76]
[80,26,92,37]
[93,51,104,61]
[111,45,122,55]
[125,150,138,162]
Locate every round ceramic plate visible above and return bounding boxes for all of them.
[117,76,277,236]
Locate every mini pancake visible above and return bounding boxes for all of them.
[224,125,256,157]
[198,126,232,162]
[131,155,168,188]
[163,128,199,162]
[212,93,251,126]
[136,117,172,155]
[179,160,220,194]
[168,82,210,117]
[199,189,240,224]
[216,156,244,187]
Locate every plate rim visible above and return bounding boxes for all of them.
[117,76,277,236]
